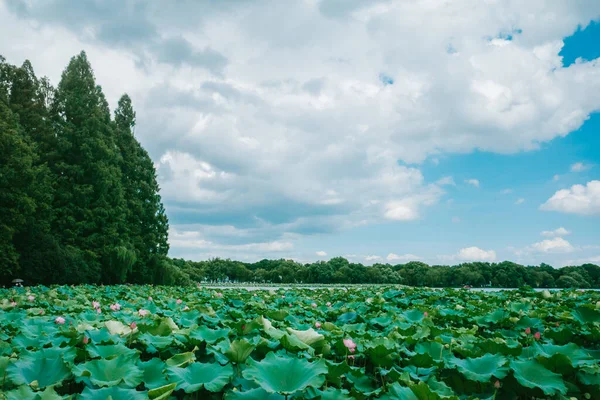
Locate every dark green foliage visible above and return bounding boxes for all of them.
[0,52,170,285]
[172,257,600,288]
[114,94,169,283]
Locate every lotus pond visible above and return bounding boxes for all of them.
[1,286,600,400]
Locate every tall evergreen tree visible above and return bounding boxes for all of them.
[6,61,63,283]
[50,51,127,283]
[114,94,169,283]
[0,99,38,278]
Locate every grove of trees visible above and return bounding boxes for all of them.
[173,257,600,288]
[1,52,171,286]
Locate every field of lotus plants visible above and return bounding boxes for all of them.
[1,285,600,399]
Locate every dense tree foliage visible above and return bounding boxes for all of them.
[0,52,170,285]
[172,257,600,288]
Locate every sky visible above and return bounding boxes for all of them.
[1,0,599,267]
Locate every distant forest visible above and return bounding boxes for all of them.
[173,258,600,288]
[2,52,598,288]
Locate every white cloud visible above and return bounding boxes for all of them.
[530,237,575,253]
[540,180,600,215]
[169,227,293,255]
[570,162,591,172]
[386,253,422,262]
[541,227,571,237]
[3,1,600,255]
[465,179,480,188]
[501,188,513,194]
[365,255,383,262]
[553,174,561,181]
[436,176,456,186]
[316,250,327,257]
[457,247,497,262]
[564,255,600,266]
[515,198,525,205]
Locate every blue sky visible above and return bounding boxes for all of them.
[1,1,599,266]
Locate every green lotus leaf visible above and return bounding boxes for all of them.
[86,343,138,359]
[18,347,77,367]
[189,325,230,344]
[286,327,324,346]
[165,351,196,367]
[4,386,65,400]
[142,317,180,336]
[259,317,285,339]
[225,339,256,363]
[138,332,174,351]
[1,356,13,378]
[325,360,351,386]
[305,387,353,400]
[139,358,169,389]
[410,381,459,399]
[510,359,567,396]
[379,382,418,400]
[148,383,177,400]
[167,362,233,393]
[243,353,327,395]
[85,328,121,344]
[266,309,289,321]
[578,371,600,386]
[337,312,358,324]
[280,333,313,354]
[73,355,143,387]
[79,386,147,400]
[346,370,381,396]
[7,355,71,388]
[105,320,134,336]
[224,387,285,399]
[572,307,600,324]
[402,309,425,324]
[449,353,508,382]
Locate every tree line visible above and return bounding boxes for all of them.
[0,52,173,286]
[172,257,600,288]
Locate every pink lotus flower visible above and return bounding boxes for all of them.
[38,310,44,315]
[494,380,501,389]
[215,292,223,298]
[315,322,321,329]
[110,303,121,311]
[176,299,182,304]
[183,306,189,311]
[96,307,102,314]
[289,303,293,307]
[347,355,355,360]
[326,302,331,307]
[534,332,541,340]
[525,327,531,335]
[138,309,149,317]
[92,301,100,309]
[423,312,429,317]
[148,296,153,301]
[83,336,89,345]
[27,295,35,301]
[55,316,65,324]
[343,338,357,353]
[311,303,317,308]
[130,322,137,330]
[10,301,17,307]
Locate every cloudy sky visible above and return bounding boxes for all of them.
[2,0,599,267]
